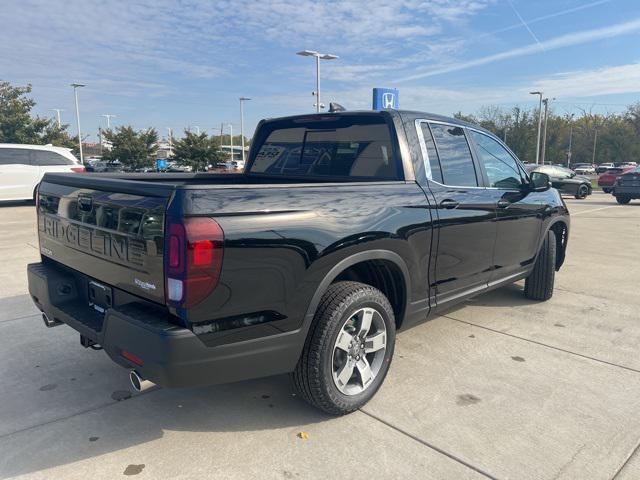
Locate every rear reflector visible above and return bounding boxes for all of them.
[165,216,224,309]
[70,166,86,173]
[121,350,144,366]
[167,277,183,302]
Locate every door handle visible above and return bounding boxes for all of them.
[439,199,460,209]
[497,200,511,209]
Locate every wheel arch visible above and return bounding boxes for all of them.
[545,218,569,270]
[302,250,411,333]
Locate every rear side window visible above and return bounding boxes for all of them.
[249,115,401,180]
[32,150,74,166]
[429,124,478,187]
[418,122,443,183]
[0,148,31,165]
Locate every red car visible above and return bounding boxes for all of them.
[598,167,635,193]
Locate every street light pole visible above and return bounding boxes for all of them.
[228,124,233,162]
[530,91,543,164]
[540,97,552,165]
[315,55,321,113]
[567,114,575,168]
[71,83,86,164]
[51,109,63,128]
[592,128,598,165]
[239,97,251,164]
[296,50,338,113]
[567,126,573,167]
[166,127,173,158]
[101,114,116,129]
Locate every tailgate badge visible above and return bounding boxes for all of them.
[134,278,157,291]
[78,194,93,212]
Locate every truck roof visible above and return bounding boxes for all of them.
[260,109,494,137]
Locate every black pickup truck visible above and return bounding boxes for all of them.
[28,110,569,414]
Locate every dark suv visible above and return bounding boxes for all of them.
[613,166,640,203]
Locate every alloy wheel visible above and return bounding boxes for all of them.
[332,307,387,396]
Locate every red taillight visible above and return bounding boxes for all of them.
[168,233,181,268]
[71,166,86,173]
[165,216,224,309]
[192,240,214,265]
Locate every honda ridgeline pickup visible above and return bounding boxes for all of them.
[28,110,569,414]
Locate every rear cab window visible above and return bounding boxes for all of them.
[248,114,403,180]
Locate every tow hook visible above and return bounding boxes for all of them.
[80,335,102,350]
[42,313,62,328]
[129,370,155,393]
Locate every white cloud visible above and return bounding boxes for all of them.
[531,63,640,98]
[290,61,640,116]
[395,17,640,82]
[0,0,495,96]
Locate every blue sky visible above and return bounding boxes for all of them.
[1,0,639,141]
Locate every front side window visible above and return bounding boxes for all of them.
[0,148,31,165]
[470,131,523,189]
[429,123,478,187]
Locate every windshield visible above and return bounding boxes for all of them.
[248,115,401,180]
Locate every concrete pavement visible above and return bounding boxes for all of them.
[1,192,639,479]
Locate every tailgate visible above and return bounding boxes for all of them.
[37,176,172,304]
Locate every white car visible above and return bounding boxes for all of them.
[572,163,596,175]
[0,144,84,201]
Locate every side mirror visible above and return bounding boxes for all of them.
[530,171,551,192]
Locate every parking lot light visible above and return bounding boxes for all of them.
[530,91,543,165]
[71,83,86,164]
[239,97,251,164]
[296,50,339,113]
[50,109,63,128]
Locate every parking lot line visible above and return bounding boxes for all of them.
[570,205,617,215]
[359,408,498,480]
[445,315,640,375]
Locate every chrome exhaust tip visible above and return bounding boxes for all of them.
[129,370,155,393]
[42,313,62,328]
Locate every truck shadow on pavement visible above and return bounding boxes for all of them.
[1,370,329,478]
[0,296,329,478]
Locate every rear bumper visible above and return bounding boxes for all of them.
[613,186,640,197]
[27,261,302,388]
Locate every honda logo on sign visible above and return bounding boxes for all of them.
[382,92,395,108]
[372,88,399,110]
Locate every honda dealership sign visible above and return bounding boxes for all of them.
[372,88,399,110]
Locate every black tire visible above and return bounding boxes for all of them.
[602,188,611,194]
[524,229,556,301]
[616,196,631,205]
[575,184,589,199]
[291,281,396,415]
